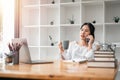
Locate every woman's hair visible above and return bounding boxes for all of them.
[80,22,95,38]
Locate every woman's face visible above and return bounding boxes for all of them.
[80,25,90,40]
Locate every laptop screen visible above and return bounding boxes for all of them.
[12,38,54,64]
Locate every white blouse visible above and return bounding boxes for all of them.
[62,41,97,61]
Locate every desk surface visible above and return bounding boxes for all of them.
[0,60,118,80]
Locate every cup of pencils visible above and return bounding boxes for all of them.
[6,42,22,65]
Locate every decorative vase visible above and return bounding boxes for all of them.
[92,20,96,24]
[51,43,54,46]
[50,21,54,25]
[72,0,75,2]
[52,0,55,4]
[114,20,119,23]
[70,21,74,24]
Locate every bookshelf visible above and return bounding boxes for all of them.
[19,0,120,62]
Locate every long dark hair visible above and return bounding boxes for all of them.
[80,22,95,38]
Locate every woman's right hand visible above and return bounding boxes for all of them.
[58,42,64,54]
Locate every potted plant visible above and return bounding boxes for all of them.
[68,15,75,24]
[49,35,58,46]
[51,0,55,4]
[113,16,120,23]
[50,21,54,25]
[49,35,53,46]
[72,0,75,2]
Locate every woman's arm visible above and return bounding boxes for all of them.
[58,41,73,60]
[85,49,94,60]
[86,41,101,60]
[92,41,101,51]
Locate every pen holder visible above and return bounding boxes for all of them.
[12,51,19,65]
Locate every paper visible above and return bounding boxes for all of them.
[72,58,87,63]
[63,58,87,63]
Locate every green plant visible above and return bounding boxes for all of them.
[49,35,52,41]
[5,52,14,58]
[113,16,120,23]
[49,35,58,46]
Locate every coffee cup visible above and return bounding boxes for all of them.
[62,40,69,50]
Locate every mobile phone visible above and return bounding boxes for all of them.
[86,38,90,43]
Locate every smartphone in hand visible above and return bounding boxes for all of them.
[86,38,90,43]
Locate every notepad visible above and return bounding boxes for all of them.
[87,59,118,68]
[63,58,87,63]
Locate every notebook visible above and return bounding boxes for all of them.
[93,57,115,62]
[12,38,53,64]
[94,54,115,58]
[87,61,116,68]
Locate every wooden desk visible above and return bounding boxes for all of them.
[0,60,118,80]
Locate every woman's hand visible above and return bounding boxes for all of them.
[87,35,94,44]
[86,35,94,50]
[58,42,64,54]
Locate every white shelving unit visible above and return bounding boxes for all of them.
[20,0,120,61]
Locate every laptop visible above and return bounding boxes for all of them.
[12,38,54,64]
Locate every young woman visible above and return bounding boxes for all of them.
[59,22,99,61]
